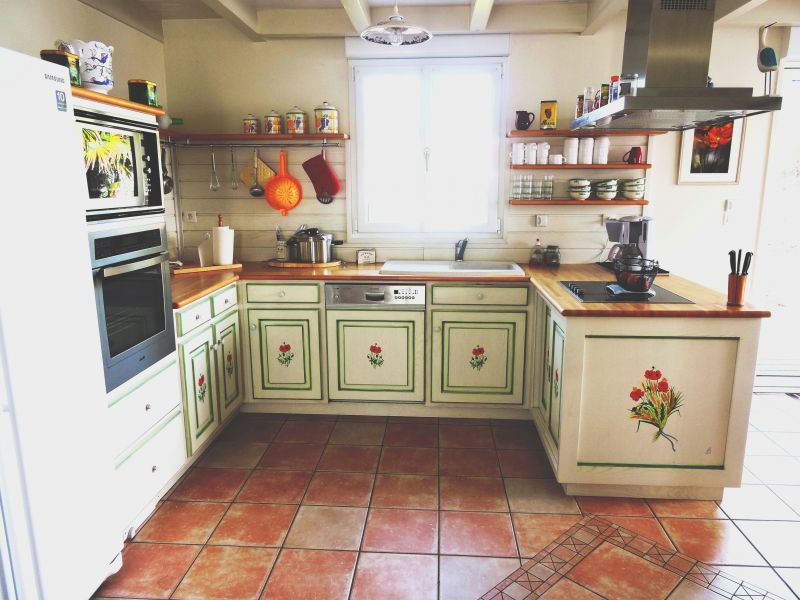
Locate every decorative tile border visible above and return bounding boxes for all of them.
[479,515,787,600]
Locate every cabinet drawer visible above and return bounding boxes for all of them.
[431,285,529,306]
[212,285,238,316]
[245,283,320,304]
[115,409,186,528]
[176,298,212,336]
[108,360,180,457]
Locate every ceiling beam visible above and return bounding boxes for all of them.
[715,0,770,23]
[199,0,261,40]
[469,0,495,32]
[340,0,371,33]
[582,0,625,35]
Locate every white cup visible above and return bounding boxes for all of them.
[511,143,526,165]
[593,138,610,164]
[524,143,538,165]
[578,137,594,164]
[563,138,579,164]
[537,142,551,165]
[548,154,566,164]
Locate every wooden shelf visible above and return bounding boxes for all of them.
[509,199,649,206]
[161,131,349,143]
[71,86,165,116]
[508,129,667,138]
[511,163,651,170]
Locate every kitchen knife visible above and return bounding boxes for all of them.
[729,250,737,275]
[736,249,742,276]
[742,251,753,276]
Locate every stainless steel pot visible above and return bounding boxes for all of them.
[288,229,341,263]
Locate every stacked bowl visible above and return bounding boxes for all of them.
[621,178,646,200]
[568,179,591,200]
[594,179,618,200]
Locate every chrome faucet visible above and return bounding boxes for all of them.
[454,237,468,261]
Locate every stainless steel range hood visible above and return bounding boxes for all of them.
[571,0,781,131]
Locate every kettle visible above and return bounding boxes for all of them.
[56,39,114,93]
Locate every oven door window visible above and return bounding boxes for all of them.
[101,262,166,358]
[82,126,139,201]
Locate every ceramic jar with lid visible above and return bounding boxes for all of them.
[286,106,307,134]
[243,114,260,134]
[314,101,338,134]
[264,110,282,135]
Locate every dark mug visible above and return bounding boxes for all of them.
[515,110,535,130]
[623,146,643,164]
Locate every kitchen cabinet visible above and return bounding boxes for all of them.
[431,310,527,404]
[326,309,425,402]
[214,310,242,421]
[179,325,219,454]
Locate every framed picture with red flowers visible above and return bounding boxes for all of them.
[678,119,744,184]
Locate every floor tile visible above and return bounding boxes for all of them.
[351,553,437,600]
[383,423,438,447]
[208,503,297,547]
[736,520,800,567]
[274,420,333,444]
[746,431,790,456]
[387,415,438,424]
[260,549,356,600]
[170,468,249,502]
[440,511,518,557]
[361,508,438,554]
[497,449,554,478]
[440,476,509,512]
[748,395,800,433]
[504,478,580,514]
[647,499,726,519]
[371,474,438,509]
[540,579,603,599]
[568,541,682,600]
[303,472,374,507]
[745,456,800,485]
[439,556,521,600]
[197,441,269,468]
[718,484,799,520]
[379,446,437,475]
[328,421,385,445]
[439,448,500,477]
[257,443,324,470]
[769,432,800,456]
[660,518,766,565]
[667,578,728,599]
[776,568,800,599]
[236,470,311,504]
[440,424,495,448]
[317,445,380,472]
[771,485,800,517]
[576,496,653,517]
[218,417,282,443]
[603,516,676,550]
[95,543,200,599]
[441,417,490,426]
[717,565,798,600]
[511,514,582,558]
[284,505,366,550]
[135,501,227,544]
[172,546,277,600]
[492,423,543,450]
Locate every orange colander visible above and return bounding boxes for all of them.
[265,150,302,216]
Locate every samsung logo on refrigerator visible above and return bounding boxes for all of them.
[44,73,65,83]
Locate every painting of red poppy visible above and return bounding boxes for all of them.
[678,119,744,184]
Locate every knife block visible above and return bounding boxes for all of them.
[727,274,747,307]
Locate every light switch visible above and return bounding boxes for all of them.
[535,214,548,227]
[184,211,198,223]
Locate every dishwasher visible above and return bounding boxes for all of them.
[325,283,425,402]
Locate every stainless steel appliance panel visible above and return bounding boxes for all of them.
[325,283,426,309]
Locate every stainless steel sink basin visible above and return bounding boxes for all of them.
[379,260,525,276]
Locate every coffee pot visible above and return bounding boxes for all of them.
[515,110,535,130]
[606,216,653,261]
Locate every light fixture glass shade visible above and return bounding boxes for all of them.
[360,5,432,46]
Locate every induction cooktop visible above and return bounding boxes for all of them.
[560,281,694,304]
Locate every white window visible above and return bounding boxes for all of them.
[349,58,504,238]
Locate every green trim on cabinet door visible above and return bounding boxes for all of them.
[114,407,182,469]
[189,341,215,438]
[335,320,416,392]
[440,321,516,395]
[261,319,312,389]
[215,316,240,409]
[577,461,725,470]
[548,321,565,448]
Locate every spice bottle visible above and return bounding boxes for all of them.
[530,239,545,266]
[575,94,584,119]
[600,83,610,107]
[583,87,595,115]
[610,75,620,101]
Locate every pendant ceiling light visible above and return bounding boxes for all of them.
[360,2,432,46]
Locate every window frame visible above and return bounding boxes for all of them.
[347,56,507,243]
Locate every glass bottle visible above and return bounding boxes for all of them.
[610,75,620,101]
[583,87,595,115]
[530,239,545,266]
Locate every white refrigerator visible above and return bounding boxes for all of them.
[0,47,122,599]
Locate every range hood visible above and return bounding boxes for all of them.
[571,0,782,131]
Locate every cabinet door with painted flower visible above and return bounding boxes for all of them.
[214,310,242,422]
[248,308,322,400]
[179,326,219,455]
[431,310,527,404]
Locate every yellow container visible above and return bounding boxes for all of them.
[540,100,557,130]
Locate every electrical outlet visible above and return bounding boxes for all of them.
[535,214,548,227]
[184,211,198,223]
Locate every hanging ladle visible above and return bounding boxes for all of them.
[209,145,220,191]
[249,149,264,197]
[230,146,238,190]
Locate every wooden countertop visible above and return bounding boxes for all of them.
[170,261,769,318]
[527,264,770,318]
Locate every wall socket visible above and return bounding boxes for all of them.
[535,214,549,227]
[184,211,198,223]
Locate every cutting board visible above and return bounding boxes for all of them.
[239,158,276,188]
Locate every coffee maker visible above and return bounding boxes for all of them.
[605,216,653,260]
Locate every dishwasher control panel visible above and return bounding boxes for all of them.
[325,283,426,307]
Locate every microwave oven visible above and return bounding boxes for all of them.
[75,107,164,221]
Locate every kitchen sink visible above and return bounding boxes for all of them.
[379,260,525,276]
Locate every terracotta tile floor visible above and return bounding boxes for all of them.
[94,395,800,599]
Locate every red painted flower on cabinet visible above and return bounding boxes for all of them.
[277,342,294,367]
[225,350,235,376]
[197,372,207,402]
[367,343,384,368]
[627,366,683,452]
[470,346,488,371]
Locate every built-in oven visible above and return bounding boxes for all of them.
[75,107,163,221]
[89,216,175,392]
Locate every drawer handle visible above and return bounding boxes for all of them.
[434,326,442,333]
[224,298,230,304]
[278,291,286,298]
[151,465,158,473]
[250,324,256,331]
[195,314,201,320]
[145,403,152,411]
[477,293,485,300]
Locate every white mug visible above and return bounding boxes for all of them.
[511,143,526,165]
[548,154,566,164]
[563,137,579,164]
[578,138,594,165]
[537,142,551,165]
[524,143,538,165]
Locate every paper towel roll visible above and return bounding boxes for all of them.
[212,226,234,265]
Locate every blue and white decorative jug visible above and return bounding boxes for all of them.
[56,39,114,93]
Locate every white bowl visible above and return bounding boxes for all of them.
[569,191,591,200]
[569,179,591,186]
[596,191,618,200]
[622,191,645,200]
